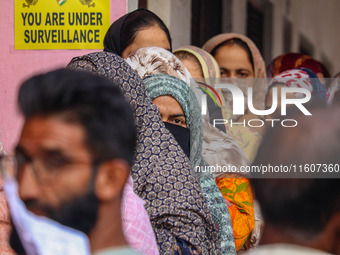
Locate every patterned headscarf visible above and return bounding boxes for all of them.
[144,74,236,254]
[126,47,192,83]
[144,74,203,169]
[66,52,221,254]
[125,47,205,102]
[202,33,268,120]
[173,45,220,79]
[267,52,331,79]
[202,33,267,79]
[145,75,192,126]
[269,68,328,102]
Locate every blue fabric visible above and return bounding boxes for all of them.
[300,68,327,102]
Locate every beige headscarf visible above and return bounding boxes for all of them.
[203,33,268,120]
[173,45,221,79]
[203,33,267,79]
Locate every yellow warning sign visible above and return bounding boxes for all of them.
[15,0,110,49]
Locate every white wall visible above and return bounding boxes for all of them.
[147,0,171,26]
[231,0,247,34]
[128,0,339,74]
[148,0,191,49]
[169,0,191,49]
[127,0,138,12]
[270,0,340,74]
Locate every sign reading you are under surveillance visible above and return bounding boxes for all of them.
[15,0,110,49]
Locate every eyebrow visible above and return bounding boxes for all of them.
[169,114,186,118]
[236,69,251,72]
[15,144,68,159]
[39,148,65,156]
[220,67,251,72]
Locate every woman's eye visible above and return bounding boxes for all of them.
[238,72,249,78]
[220,71,228,78]
[171,118,187,127]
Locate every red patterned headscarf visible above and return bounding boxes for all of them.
[269,69,328,101]
[268,53,330,78]
[269,69,313,98]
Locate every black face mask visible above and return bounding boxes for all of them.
[163,122,190,158]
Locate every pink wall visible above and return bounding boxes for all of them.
[0,1,127,152]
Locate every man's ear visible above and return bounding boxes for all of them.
[94,159,130,201]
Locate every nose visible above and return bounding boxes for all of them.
[226,76,237,85]
[160,115,168,123]
[18,164,41,201]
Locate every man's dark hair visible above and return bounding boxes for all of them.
[251,104,340,239]
[18,68,136,166]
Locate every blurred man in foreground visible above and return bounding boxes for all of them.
[8,69,140,255]
[249,104,340,255]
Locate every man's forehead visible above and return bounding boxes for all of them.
[19,115,87,155]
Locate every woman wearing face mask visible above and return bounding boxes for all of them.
[67,52,222,254]
[127,46,225,132]
[144,73,236,255]
[203,33,267,163]
[126,46,249,175]
[103,9,172,59]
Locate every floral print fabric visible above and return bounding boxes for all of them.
[215,175,255,251]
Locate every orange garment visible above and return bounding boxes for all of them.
[216,175,255,251]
